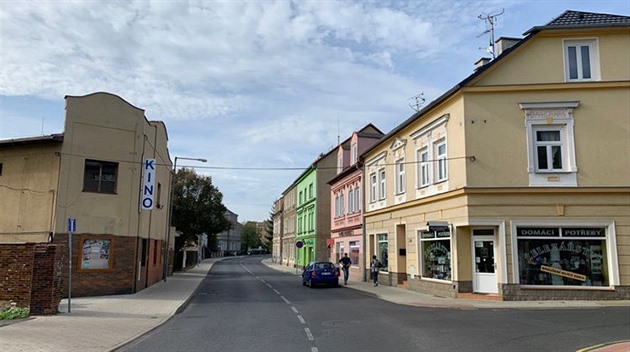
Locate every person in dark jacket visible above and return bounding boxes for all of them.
[339,253,352,285]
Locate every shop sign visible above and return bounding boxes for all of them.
[436,231,450,238]
[540,265,586,282]
[141,159,155,210]
[517,227,559,237]
[421,231,435,239]
[562,228,605,237]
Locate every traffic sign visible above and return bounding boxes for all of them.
[68,217,77,233]
[296,241,303,248]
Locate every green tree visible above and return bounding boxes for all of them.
[172,168,231,252]
[241,221,262,251]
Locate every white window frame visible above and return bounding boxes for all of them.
[378,168,386,200]
[354,186,360,212]
[417,148,430,188]
[434,139,447,182]
[340,193,345,216]
[563,39,600,82]
[351,143,358,165]
[395,158,405,194]
[348,188,354,214]
[520,102,578,186]
[370,172,377,203]
[533,127,565,172]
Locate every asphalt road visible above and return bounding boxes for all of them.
[117,256,630,352]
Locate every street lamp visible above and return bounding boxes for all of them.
[164,156,207,282]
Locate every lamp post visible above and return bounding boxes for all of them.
[164,156,207,282]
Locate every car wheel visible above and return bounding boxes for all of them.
[308,279,314,288]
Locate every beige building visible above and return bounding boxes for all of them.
[362,11,629,300]
[281,184,297,267]
[272,197,284,263]
[0,92,173,297]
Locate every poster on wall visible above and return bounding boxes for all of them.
[80,239,112,270]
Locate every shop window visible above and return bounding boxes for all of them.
[83,159,118,194]
[349,241,360,266]
[378,234,388,271]
[336,242,344,264]
[420,229,452,281]
[516,226,608,287]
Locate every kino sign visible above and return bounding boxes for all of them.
[141,159,156,210]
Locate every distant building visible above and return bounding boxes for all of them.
[216,209,242,254]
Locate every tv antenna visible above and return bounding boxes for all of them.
[477,9,504,59]
[408,92,425,112]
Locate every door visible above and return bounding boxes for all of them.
[472,233,498,294]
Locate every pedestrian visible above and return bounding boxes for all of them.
[339,253,351,285]
[370,255,382,286]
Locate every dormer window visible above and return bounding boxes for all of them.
[351,143,358,165]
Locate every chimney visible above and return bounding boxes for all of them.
[495,37,521,56]
[475,57,491,70]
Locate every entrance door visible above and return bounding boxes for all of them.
[472,233,498,294]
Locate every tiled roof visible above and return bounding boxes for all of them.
[547,10,630,27]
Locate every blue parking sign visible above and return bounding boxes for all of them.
[68,218,76,233]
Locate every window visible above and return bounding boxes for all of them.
[378,234,388,271]
[395,158,405,194]
[337,154,343,173]
[334,194,340,218]
[435,140,447,182]
[339,193,345,217]
[309,184,313,198]
[378,168,386,200]
[349,241,360,265]
[354,186,360,212]
[520,101,578,186]
[515,226,609,287]
[83,159,118,194]
[534,128,563,171]
[370,173,377,202]
[420,229,451,281]
[351,144,358,165]
[417,148,429,187]
[564,39,599,82]
[348,188,354,213]
[0,162,3,176]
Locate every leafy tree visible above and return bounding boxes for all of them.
[241,221,262,251]
[172,168,231,252]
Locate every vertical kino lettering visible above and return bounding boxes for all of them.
[141,159,155,210]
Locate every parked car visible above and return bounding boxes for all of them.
[302,261,340,288]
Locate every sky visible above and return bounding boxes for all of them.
[1,0,629,222]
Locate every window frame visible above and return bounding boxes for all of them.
[434,139,448,182]
[395,158,405,194]
[417,148,430,188]
[533,126,565,172]
[563,39,600,82]
[370,172,377,203]
[378,168,386,200]
[83,159,118,194]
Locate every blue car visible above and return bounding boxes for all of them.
[302,261,340,288]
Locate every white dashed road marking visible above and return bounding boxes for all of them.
[304,328,314,341]
[297,315,306,324]
[291,306,299,314]
[281,296,291,304]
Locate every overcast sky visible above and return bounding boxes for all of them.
[1,0,628,222]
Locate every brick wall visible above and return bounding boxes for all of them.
[56,235,137,297]
[0,243,63,315]
[0,244,34,307]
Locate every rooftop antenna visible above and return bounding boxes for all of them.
[477,9,504,59]
[408,92,425,112]
[337,114,340,146]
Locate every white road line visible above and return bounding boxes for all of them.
[274,289,281,295]
[290,306,298,314]
[304,328,314,341]
[266,283,272,288]
[297,315,306,324]
[280,296,290,304]
[311,348,319,352]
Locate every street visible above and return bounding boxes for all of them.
[117,256,630,352]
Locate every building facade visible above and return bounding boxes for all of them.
[362,11,630,300]
[272,197,284,263]
[281,184,297,266]
[0,92,173,297]
[216,209,242,255]
[329,124,384,281]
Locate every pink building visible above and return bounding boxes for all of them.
[328,124,383,281]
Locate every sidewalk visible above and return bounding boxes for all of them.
[0,257,627,352]
[0,258,221,352]
[261,259,630,310]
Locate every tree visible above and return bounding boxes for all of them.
[172,168,231,252]
[263,214,273,251]
[241,221,262,251]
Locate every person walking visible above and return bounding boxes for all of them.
[339,253,351,285]
[370,255,381,286]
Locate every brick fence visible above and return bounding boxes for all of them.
[0,243,64,315]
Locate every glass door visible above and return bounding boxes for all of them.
[473,232,498,293]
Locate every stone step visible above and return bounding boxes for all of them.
[457,292,503,301]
